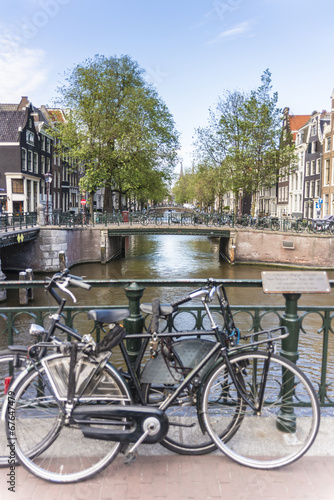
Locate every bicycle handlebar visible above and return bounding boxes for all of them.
[68,277,91,291]
[170,285,212,309]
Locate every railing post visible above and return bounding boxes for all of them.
[281,293,301,365]
[124,282,145,363]
[277,292,301,432]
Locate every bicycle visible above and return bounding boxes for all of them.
[3,277,320,483]
[0,271,219,465]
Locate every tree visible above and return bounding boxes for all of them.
[194,89,247,209]
[194,70,297,214]
[54,55,180,212]
[172,170,196,205]
[237,70,296,212]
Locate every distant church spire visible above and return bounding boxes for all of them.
[180,161,184,178]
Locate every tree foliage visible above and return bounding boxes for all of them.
[193,69,297,212]
[54,54,180,211]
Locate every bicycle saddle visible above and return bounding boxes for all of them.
[87,309,130,324]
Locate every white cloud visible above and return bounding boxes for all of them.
[207,21,252,45]
[0,38,49,102]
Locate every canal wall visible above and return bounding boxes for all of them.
[221,230,334,268]
[1,227,123,272]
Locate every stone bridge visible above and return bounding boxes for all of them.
[0,222,333,280]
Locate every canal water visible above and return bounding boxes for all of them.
[2,234,334,403]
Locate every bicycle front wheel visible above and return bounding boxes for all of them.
[201,351,320,469]
[6,353,132,483]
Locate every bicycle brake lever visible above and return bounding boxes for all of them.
[56,278,77,303]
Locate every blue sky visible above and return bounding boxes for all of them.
[1,0,334,173]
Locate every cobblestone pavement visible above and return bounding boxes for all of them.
[1,453,334,500]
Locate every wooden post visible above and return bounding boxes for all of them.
[59,251,66,271]
[26,268,34,301]
[19,271,28,305]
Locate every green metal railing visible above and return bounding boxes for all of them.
[0,278,333,408]
[0,212,38,231]
[47,210,334,235]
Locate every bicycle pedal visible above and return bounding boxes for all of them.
[124,450,138,465]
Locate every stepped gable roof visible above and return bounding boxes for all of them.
[0,109,26,142]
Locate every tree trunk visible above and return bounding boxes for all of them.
[103,186,114,213]
[89,192,94,215]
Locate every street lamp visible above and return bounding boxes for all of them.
[44,172,53,225]
[307,200,312,226]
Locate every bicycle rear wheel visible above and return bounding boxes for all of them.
[6,353,132,483]
[201,351,320,469]
[0,349,28,467]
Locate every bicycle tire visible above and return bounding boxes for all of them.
[200,351,320,469]
[0,349,28,467]
[142,360,246,455]
[6,353,132,483]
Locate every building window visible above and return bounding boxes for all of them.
[41,135,45,151]
[310,180,315,198]
[311,160,316,175]
[27,150,33,172]
[21,148,27,171]
[324,194,329,215]
[315,179,320,197]
[312,141,317,153]
[46,157,51,172]
[326,136,331,152]
[306,162,310,176]
[324,159,330,185]
[33,153,38,173]
[311,121,316,136]
[46,138,51,153]
[316,158,321,174]
[41,155,45,174]
[26,130,34,145]
[305,181,309,198]
[12,179,24,194]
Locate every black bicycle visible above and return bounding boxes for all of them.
[0,271,221,464]
[4,274,320,483]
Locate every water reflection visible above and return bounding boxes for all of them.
[3,234,334,308]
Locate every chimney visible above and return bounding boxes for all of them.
[17,96,29,110]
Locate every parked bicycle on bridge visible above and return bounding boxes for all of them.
[2,270,320,483]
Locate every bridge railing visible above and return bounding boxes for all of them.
[0,278,333,409]
[48,210,332,234]
[0,212,38,232]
